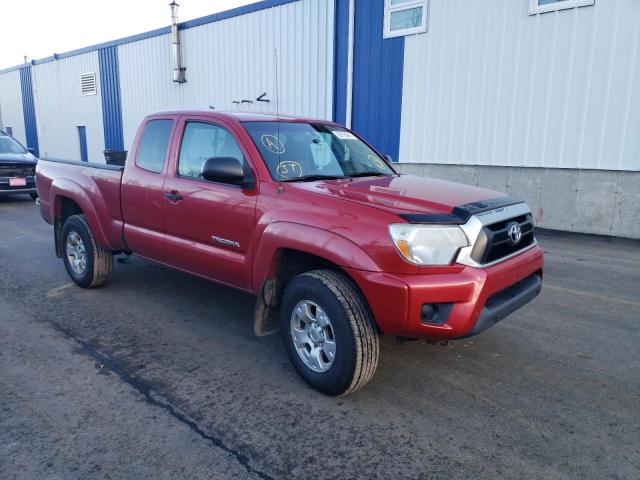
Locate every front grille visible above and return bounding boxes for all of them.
[471,213,535,265]
[0,163,35,177]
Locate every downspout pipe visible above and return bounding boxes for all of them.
[170,1,186,83]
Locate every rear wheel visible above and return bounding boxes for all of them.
[61,214,113,288]
[280,270,379,396]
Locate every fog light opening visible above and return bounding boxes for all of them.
[420,303,452,325]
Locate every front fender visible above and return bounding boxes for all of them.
[51,178,115,250]
[252,221,380,294]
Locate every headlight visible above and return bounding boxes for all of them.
[389,224,469,265]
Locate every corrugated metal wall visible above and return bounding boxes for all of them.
[32,52,105,162]
[399,0,640,171]
[118,0,334,148]
[0,70,26,144]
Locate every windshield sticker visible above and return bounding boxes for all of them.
[277,161,303,179]
[368,154,387,170]
[332,131,357,140]
[261,134,285,154]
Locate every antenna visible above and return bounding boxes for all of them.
[275,48,283,193]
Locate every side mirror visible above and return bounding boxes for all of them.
[28,147,37,156]
[384,154,393,164]
[202,157,251,188]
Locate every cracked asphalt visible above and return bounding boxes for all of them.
[1,195,639,480]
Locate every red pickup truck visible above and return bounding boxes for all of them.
[36,111,543,395]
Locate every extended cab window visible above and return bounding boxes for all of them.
[136,119,173,173]
[178,122,245,180]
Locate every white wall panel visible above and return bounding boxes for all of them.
[0,70,26,145]
[400,0,640,171]
[118,0,334,148]
[32,52,105,162]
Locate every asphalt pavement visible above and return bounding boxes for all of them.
[1,194,638,480]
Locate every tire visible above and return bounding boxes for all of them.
[61,214,113,288]
[280,270,379,396]
[29,192,38,201]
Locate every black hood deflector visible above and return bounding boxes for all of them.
[398,196,523,224]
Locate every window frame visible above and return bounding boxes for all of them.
[176,120,252,188]
[383,0,428,39]
[529,0,595,15]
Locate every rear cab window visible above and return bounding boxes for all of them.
[135,119,174,173]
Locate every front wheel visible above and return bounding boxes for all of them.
[61,214,113,288]
[280,270,379,396]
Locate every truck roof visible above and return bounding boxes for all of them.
[147,110,334,124]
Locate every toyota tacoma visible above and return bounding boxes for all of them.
[36,111,543,395]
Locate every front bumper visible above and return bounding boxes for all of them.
[0,175,37,195]
[346,245,544,340]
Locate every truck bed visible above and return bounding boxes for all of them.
[36,158,126,251]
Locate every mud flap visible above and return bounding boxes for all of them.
[253,278,281,336]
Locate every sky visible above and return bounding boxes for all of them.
[1,0,256,69]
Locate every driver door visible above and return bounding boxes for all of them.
[162,117,258,290]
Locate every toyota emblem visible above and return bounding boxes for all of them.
[508,223,522,244]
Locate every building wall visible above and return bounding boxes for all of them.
[32,51,105,162]
[399,0,640,172]
[393,0,640,239]
[118,0,334,148]
[395,163,640,239]
[1,0,638,239]
[0,70,26,144]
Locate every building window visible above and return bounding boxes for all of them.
[529,0,595,15]
[383,0,428,39]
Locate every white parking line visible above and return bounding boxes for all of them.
[544,284,640,308]
[46,283,75,299]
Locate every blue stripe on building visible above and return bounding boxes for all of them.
[98,46,125,152]
[351,0,404,162]
[332,0,350,125]
[19,66,39,157]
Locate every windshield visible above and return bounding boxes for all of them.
[0,135,28,155]
[243,122,395,181]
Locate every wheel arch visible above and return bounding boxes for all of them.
[252,222,381,336]
[51,179,112,256]
[252,222,380,294]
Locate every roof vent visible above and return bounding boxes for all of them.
[80,72,97,96]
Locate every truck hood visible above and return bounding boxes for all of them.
[293,174,512,218]
[0,152,37,164]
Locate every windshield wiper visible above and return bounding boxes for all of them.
[280,174,346,182]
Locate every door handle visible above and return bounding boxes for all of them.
[164,191,183,202]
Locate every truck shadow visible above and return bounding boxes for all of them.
[0,193,34,204]
[101,254,495,395]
